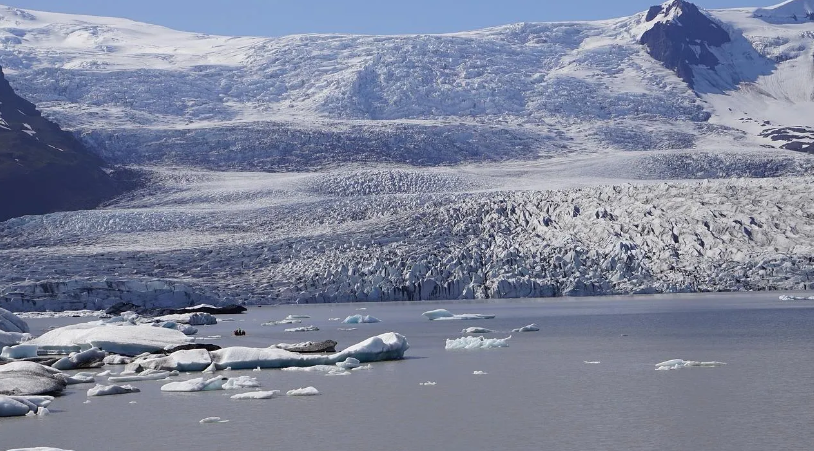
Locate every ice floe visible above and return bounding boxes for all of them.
[222,376,260,390]
[127,348,212,372]
[655,359,727,371]
[0,395,54,417]
[285,315,311,320]
[200,417,229,424]
[1,343,38,359]
[286,386,320,396]
[779,295,814,301]
[445,336,511,350]
[512,324,540,332]
[473,371,488,375]
[419,381,437,386]
[342,314,380,324]
[423,309,495,321]
[29,322,191,356]
[66,372,96,384]
[161,376,229,392]
[284,325,319,332]
[584,361,601,364]
[154,312,217,325]
[108,370,177,383]
[335,357,361,370]
[461,327,494,334]
[52,347,106,370]
[87,384,141,396]
[230,390,279,400]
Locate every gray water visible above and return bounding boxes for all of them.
[3,292,814,451]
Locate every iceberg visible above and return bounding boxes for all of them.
[655,359,727,371]
[200,417,229,424]
[512,324,540,332]
[230,390,279,400]
[285,315,311,320]
[109,370,176,383]
[155,312,217,326]
[128,348,213,372]
[281,365,338,373]
[461,327,494,334]
[66,372,96,384]
[1,343,38,359]
[222,376,260,390]
[0,330,32,347]
[342,315,380,324]
[0,362,68,396]
[87,384,141,396]
[335,357,361,370]
[29,322,191,356]
[284,325,319,332]
[779,295,814,301]
[422,309,495,321]
[445,335,511,350]
[286,386,320,396]
[473,370,488,375]
[419,381,437,386]
[0,308,29,334]
[52,347,106,370]
[161,376,229,392]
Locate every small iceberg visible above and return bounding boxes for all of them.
[779,295,814,301]
[0,395,53,417]
[161,376,229,392]
[342,315,380,324]
[655,359,727,371]
[286,386,320,396]
[87,384,140,397]
[419,381,437,386]
[584,361,601,364]
[200,416,229,424]
[1,344,38,359]
[473,371,488,375]
[335,357,361,370]
[445,335,511,350]
[284,325,319,332]
[231,390,280,400]
[461,327,494,334]
[109,370,176,383]
[285,315,311,320]
[422,309,495,321]
[512,324,540,332]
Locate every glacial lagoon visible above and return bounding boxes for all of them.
[3,292,814,451]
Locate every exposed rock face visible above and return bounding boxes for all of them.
[639,0,731,87]
[760,127,814,154]
[0,66,121,222]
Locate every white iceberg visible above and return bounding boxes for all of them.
[281,365,338,373]
[335,357,361,370]
[87,384,141,396]
[422,309,495,321]
[512,324,540,332]
[461,327,494,334]
[66,372,96,384]
[0,331,32,347]
[584,361,601,364]
[222,376,260,390]
[161,376,229,392]
[473,370,488,375]
[655,359,727,371]
[285,315,311,320]
[155,312,217,325]
[29,322,191,356]
[200,417,229,424]
[1,344,38,359]
[109,370,175,383]
[0,308,29,334]
[103,354,132,365]
[52,347,106,370]
[284,325,319,332]
[128,348,212,372]
[419,381,437,386]
[445,335,511,350]
[230,390,280,400]
[342,315,380,324]
[286,386,319,396]
[779,295,814,301]
[1,395,55,417]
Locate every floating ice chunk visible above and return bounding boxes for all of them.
[161,376,228,392]
[87,384,140,396]
[103,354,132,365]
[96,370,112,377]
[422,309,495,321]
[655,359,727,371]
[779,295,814,301]
[473,371,488,375]
[0,331,32,347]
[262,319,301,326]
[222,376,260,390]
[6,447,73,451]
[286,315,311,320]
[461,327,494,334]
[253,367,261,372]
[230,390,279,400]
[109,370,173,383]
[155,313,217,326]
[0,396,35,417]
[286,386,319,396]
[326,369,351,376]
[284,325,319,332]
[52,347,106,370]
[419,381,437,386]
[200,417,229,424]
[335,357,361,370]
[1,344,38,359]
[445,336,511,350]
[203,362,217,373]
[328,318,341,321]
[584,361,601,364]
[30,323,191,356]
[66,372,96,384]
[338,327,357,331]
[282,365,337,373]
[342,315,380,324]
[512,324,540,332]
[130,348,212,372]
[0,307,29,334]
[357,308,367,311]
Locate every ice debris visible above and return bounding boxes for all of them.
[445,336,511,350]
[1,343,38,359]
[335,357,361,370]
[584,361,601,364]
[230,390,280,400]
[200,417,229,424]
[423,309,495,321]
[419,381,437,386]
[0,395,53,417]
[779,295,814,301]
[284,325,319,332]
[512,324,540,332]
[286,386,320,396]
[473,371,488,375]
[461,327,494,334]
[655,359,727,371]
[342,314,380,324]
[109,370,177,383]
[87,384,140,396]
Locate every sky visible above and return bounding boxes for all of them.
[3,0,763,36]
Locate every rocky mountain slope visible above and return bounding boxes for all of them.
[0,66,121,221]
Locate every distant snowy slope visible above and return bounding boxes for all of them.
[0,2,768,170]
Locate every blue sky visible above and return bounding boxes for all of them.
[4,0,760,36]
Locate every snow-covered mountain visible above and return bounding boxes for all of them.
[1,1,813,310]
[0,0,811,170]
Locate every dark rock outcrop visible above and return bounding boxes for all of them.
[0,66,121,222]
[639,0,730,87]
[163,343,222,354]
